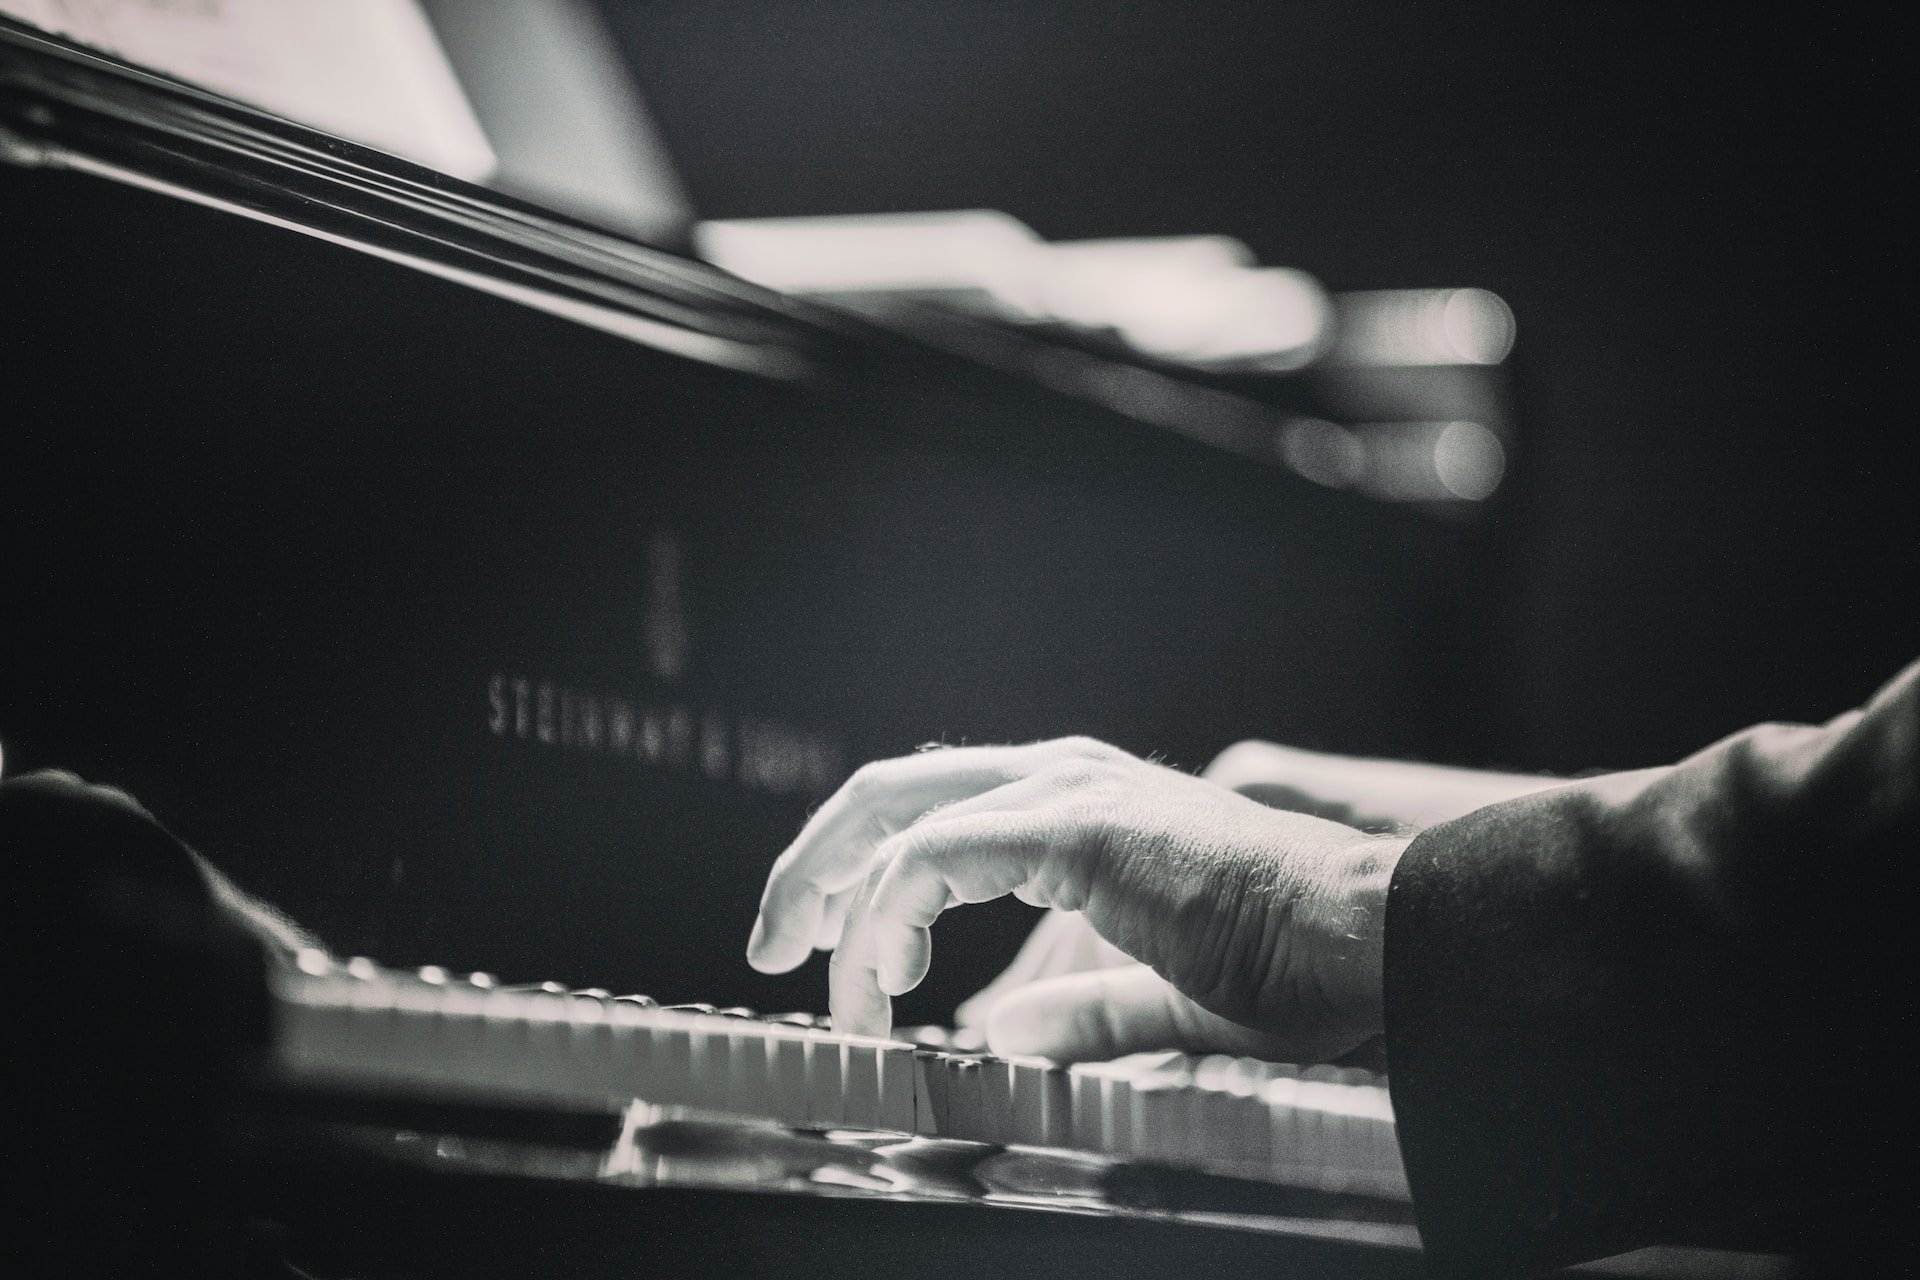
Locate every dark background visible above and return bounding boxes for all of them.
[606,1,1915,771]
[3,4,1913,1019]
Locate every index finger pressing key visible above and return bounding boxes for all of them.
[747,742,1068,973]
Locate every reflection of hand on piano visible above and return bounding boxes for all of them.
[746,738,1413,1064]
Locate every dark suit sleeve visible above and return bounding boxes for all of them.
[1382,659,1918,1276]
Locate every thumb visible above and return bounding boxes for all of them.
[983,964,1292,1062]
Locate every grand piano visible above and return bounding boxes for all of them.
[1,14,1793,1278]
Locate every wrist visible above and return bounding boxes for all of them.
[1325,832,1412,1041]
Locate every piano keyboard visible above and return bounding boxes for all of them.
[271,953,1408,1200]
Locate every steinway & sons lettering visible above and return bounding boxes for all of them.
[487,673,845,799]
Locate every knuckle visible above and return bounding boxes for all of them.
[1068,799,1116,854]
[844,760,891,802]
[887,820,943,872]
[857,805,897,855]
[1047,756,1127,807]
[1045,762,1100,794]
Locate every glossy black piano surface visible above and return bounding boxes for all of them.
[1,23,1812,1280]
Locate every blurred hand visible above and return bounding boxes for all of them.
[0,767,317,955]
[1201,739,1563,832]
[950,740,1564,1041]
[747,737,1409,1062]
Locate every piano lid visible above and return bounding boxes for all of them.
[0,14,843,381]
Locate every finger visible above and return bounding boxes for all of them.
[749,742,1066,973]
[811,887,856,951]
[984,964,1292,1062]
[828,858,894,1037]
[1200,740,1292,789]
[868,805,1081,997]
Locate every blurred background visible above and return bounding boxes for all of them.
[603,0,1912,768]
[2,2,1912,1021]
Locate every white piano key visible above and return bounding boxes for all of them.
[1192,1055,1254,1169]
[805,1029,846,1128]
[603,998,656,1101]
[458,984,514,1096]
[841,1034,886,1128]
[1232,1092,1273,1174]
[1232,1084,1272,1170]
[651,1020,694,1107]
[480,990,549,1097]
[382,976,435,1087]
[877,1041,917,1134]
[1299,1068,1345,1191]
[1335,1079,1408,1198]
[1067,1063,1103,1151]
[1220,1057,1273,1168]
[1299,1079,1338,1191]
[1106,1074,1135,1156]
[1038,1061,1072,1147]
[1003,1055,1060,1146]
[1190,1054,1234,1093]
[435,982,491,1074]
[562,993,620,1103]
[689,1022,731,1111]
[272,970,357,1082]
[725,1023,771,1120]
[1182,1064,1237,1171]
[766,1025,810,1127]
[1001,1057,1037,1145]
[977,1057,1013,1146]
[1127,1073,1182,1162]
[1265,1074,1301,1183]
[1068,1061,1134,1155]
[944,1057,985,1142]
[1357,1104,1399,1193]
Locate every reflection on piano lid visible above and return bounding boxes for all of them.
[272,952,1408,1201]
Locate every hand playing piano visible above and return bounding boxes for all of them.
[747,737,1413,1064]
[953,740,1565,1043]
